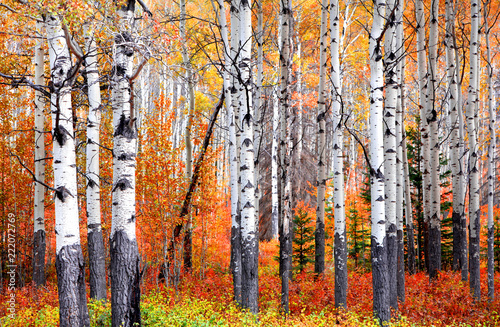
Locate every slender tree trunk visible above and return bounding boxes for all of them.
[47,14,89,327]
[331,0,347,308]
[416,0,430,274]
[427,0,441,281]
[384,0,398,309]
[239,0,258,313]
[467,0,481,301]
[110,4,141,326]
[272,89,280,240]
[33,20,46,287]
[254,0,263,240]
[485,4,495,301]
[314,0,328,276]
[279,0,292,313]
[84,22,106,301]
[369,0,389,322]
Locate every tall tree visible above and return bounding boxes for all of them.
[47,13,89,327]
[427,0,441,280]
[369,0,389,322]
[84,18,106,301]
[331,0,347,308]
[238,0,258,313]
[33,19,45,287]
[467,0,481,301]
[110,1,142,325]
[314,0,329,276]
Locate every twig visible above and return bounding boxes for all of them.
[10,151,56,191]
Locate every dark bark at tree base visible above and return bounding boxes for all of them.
[280,229,291,314]
[371,236,389,324]
[460,215,468,282]
[397,229,405,303]
[314,221,325,275]
[387,224,398,310]
[56,244,89,327]
[469,218,481,301]
[334,231,347,308]
[110,230,141,327]
[429,224,441,280]
[452,210,462,271]
[241,233,259,314]
[183,228,192,272]
[231,223,242,305]
[406,223,416,275]
[33,229,46,286]
[488,226,494,301]
[88,227,107,300]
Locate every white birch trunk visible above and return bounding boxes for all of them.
[369,0,389,322]
[33,20,46,287]
[272,88,279,239]
[47,14,89,327]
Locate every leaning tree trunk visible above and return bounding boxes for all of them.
[33,19,46,287]
[47,14,89,327]
[84,21,106,301]
[110,3,141,326]
[238,0,258,313]
[314,0,329,276]
[384,0,398,309]
[485,4,495,301]
[427,0,441,281]
[467,0,481,302]
[369,0,389,322]
[416,0,430,273]
[331,0,347,308]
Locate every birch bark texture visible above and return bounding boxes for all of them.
[47,14,89,327]
[314,0,329,276]
[33,20,46,287]
[467,0,481,301]
[331,0,347,308]
[369,0,389,322]
[238,0,258,313]
[110,2,141,326]
[84,22,106,301]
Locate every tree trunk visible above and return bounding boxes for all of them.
[47,14,89,327]
[467,0,481,301]
[110,4,141,326]
[314,0,328,276]
[384,0,398,309]
[84,21,106,301]
[485,4,495,301]
[239,0,258,313]
[33,20,46,287]
[369,0,389,322]
[331,0,347,308]
[427,0,441,281]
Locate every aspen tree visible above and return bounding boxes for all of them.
[427,0,441,280]
[467,0,481,301]
[84,20,106,301]
[47,13,89,327]
[331,0,347,308]
[314,0,329,276]
[238,0,258,313]
[384,0,398,307]
[110,2,142,325]
[369,0,389,322]
[254,0,263,238]
[33,20,45,287]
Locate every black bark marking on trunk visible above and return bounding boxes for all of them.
[114,114,137,140]
[371,236,390,325]
[88,228,107,300]
[53,124,70,147]
[113,178,134,192]
[241,233,259,314]
[314,220,325,275]
[387,223,398,310]
[56,244,89,327]
[55,186,74,202]
[334,230,347,308]
[117,153,136,161]
[33,230,46,286]
[397,228,405,303]
[429,223,441,280]
[110,230,141,327]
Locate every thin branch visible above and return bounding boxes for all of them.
[0,72,50,97]
[62,24,84,60]
[10,151,56,192]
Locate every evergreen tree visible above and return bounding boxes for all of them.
[293,209,315,274]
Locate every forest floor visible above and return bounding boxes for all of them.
[1,240,500,326]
